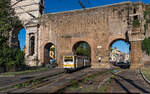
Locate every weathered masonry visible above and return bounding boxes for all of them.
[11,0,44,66]
[11,1,149,69]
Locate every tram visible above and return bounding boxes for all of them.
[63,55,91,72]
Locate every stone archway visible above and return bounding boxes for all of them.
[44,42,56,65]
[69,38,94,66]
[107,38,143,69]
[9,25,24,48]
[72,41,92,66]
[108,38,131,68]
[72,41,91,58]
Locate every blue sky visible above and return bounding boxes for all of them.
[112,40,130,54]
[18,28,26,50]
[18,0,150,51]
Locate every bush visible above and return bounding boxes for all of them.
[0,47,25,72]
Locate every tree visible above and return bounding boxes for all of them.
[0,0,21,39]
[142,37,150,55]
[76,43,91,58]
[0,0,24,71]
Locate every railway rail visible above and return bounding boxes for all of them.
[107,69,150,93]
[59,69,150,93]
[60,68,121,93]
[0,68,65,92]
[1,68,116,93]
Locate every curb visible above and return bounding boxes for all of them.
[140,69,150,85]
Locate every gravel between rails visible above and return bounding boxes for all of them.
[108,69,150,93]
[0,68,65,92]
[8,68,112,93]
[28,68,114,93]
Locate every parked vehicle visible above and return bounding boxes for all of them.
[50,59,55,64]
[63,55,91,72]
[115,62,130,69]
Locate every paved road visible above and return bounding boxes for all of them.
[0,68,64,89]
[108,70,150,93]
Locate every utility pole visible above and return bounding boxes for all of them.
[11,0,23,7]
[78,0,85,9]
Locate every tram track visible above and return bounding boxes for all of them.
[0,68,65,92]
[5,68,114,93]
[107,69,150,93]
[60,68,121,93]
[2,68,149,94]
[8,68,92,93]
[6,72,67,93]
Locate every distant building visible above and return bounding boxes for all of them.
[125,54,130,62]
[110,48,130,63]
[110,48,120,62]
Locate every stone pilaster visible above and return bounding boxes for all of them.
[130,41,143,69]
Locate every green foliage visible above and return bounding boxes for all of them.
[76,43,91,58]
[71,80,79,88]
[98,79,111,92]
[0,47,25,67]
[142,67,150,81]
[0,0,24,71]
[142,38,150,55]
[0,0,21,36]
[133,19,140,28]
[144,23,148,33]
[144,4,150,33]
[15,82,30,88]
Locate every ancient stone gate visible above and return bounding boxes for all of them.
[11,0,146,69]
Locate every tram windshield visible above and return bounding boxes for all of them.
[64,56,73,62]
[64,59,73,62]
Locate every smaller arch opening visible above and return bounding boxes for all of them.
[29,36,35,56]
[109,39,130,69]
[44,43,56,66]
[133,8,137,14]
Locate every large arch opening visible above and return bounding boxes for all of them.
[72,41,91,61]
[109,39,130,68]
[18,28,26,51]
[44,43,56,66]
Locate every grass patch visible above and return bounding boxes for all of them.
[71,80,79,88]
[98,79,111,92]
[83,74,95,83]
[63,68,120,93]
[15,82,30,88]
[0,67,49,76]
[141,67,150,81]
[0,76,47,91]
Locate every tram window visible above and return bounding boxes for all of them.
[64,59,73,62]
